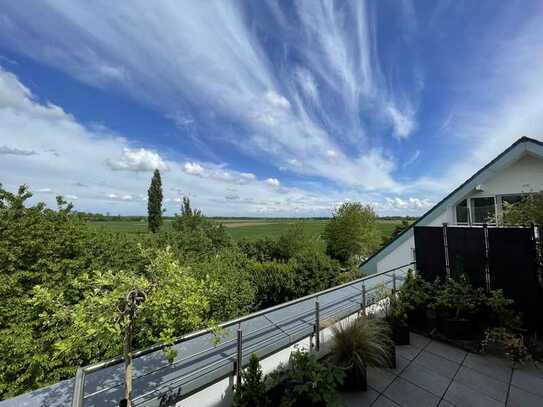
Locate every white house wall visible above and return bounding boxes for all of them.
[376,232,415,274]
[465,153,543,200]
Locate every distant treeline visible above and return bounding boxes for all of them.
[76,212,418,222]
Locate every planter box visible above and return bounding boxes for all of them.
[440,318,474,340]
[391,320,410,345]
[340,364,367,392]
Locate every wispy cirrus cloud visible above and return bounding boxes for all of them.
[0,1,421,194]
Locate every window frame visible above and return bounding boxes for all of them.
[470,196,497,225]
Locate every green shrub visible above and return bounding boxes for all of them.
[431,276,486,319]
[482,327,529,364]
[250,261,297,309]
[233,354,269,407]
[268,350,342,406]
[289,248,340,297]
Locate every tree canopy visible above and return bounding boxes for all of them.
[147,169,163,233]
[323,202,380,264]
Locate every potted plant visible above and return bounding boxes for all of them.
[266,350,343,406]
[385,294,410,346]
[482,327,529,365]
[396,270,435,331]
[431,276,485,339]
[330,316,393,391]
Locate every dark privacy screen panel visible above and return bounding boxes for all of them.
[488,227,543,330]
[414,226,446,282]
[415,225,543,331]
[446,227,486,288]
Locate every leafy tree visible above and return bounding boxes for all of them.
[324,202,380,263]
[275,222,311,260]
[289,248,340,296]
[502,191,543,225]
[147,169,163,233]
[173,196,229,249]
[250,261,297,309]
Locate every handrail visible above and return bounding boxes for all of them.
[71,262,415,406]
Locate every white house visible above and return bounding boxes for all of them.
[360,137,543,275]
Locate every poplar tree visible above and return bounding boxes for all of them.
[147,169,163,233]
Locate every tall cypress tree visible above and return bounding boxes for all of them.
[147,169,163,233]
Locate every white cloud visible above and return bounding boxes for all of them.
[265,91,290,110]
[107,193,118,199]
[402,150,420,168]
[381,196,433,211]
[37,188,53,193]
[0,2,421,193]
[325,150,339,161]
[265,178,280,187]
[386,104,416,140]
[107,148,168,172]
[0,145,37,155]
[121,194,133,201]
[183,162,204,175]
[66,194,78,200]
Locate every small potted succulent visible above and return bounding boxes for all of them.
[330,316,393,391]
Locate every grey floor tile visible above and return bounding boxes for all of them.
[397,344,422,361]
[389,355,411,375]
[511,367,543,397]
[372,395,401,407]
[463,353,512,383]
[414,350,460,379]
[507,385,543,407]
[384,377,440,407]
[367,366,397,392]
[410,332,432,349]
[426,341,467,363]
[444,381,504,407]
[438,401,456,407]
[341,387,379,407]
[401,362,451,397]
[454,366,508,402]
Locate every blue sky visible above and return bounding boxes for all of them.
[1,1,543,216]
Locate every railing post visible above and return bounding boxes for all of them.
[314,299,320,352]
[236,326,242,388]
[361,283,366,315]
[443,223,451,279]
[483,223,491,292]
[71,368,85,407]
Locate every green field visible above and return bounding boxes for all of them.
[88,218,402,241]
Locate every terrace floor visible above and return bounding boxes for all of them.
[341,333,543,407]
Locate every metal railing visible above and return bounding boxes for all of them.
[72,262,415,407]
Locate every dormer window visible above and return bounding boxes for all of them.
[471,197,496,224]
[455,199,470,224]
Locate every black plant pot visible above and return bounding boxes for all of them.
[341,364,367,391]
[407,308,427,330]
[391,320,410,345]
[386,341,397,369]
[267,379,326,406]
[426,309,438,332]
[441,317,474,340]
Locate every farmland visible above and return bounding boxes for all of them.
[87,218,404,241]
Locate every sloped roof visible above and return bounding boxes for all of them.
[360,136,543,274]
